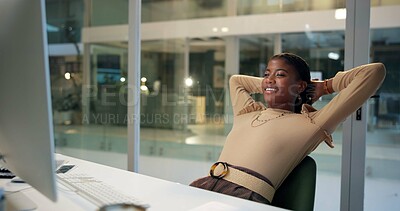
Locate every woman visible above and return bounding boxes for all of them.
[190,53,386,204]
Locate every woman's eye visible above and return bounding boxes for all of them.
[276,73,285,77]
[264,73,269,77]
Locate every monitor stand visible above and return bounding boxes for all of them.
[5,191,37,211]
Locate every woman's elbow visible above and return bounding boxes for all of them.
[366,63,386,84]
[372,62,386,79]
[229,74,240,81]
[228,75,240,89]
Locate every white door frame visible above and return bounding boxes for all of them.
[341,0,371,210]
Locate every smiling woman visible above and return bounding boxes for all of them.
[262,53,313,113]
[190,52,386,205]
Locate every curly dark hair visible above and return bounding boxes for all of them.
[269,52,314,113]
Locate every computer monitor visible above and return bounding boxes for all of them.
[0,0,57,203]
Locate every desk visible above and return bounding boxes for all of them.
[3,154,285,211]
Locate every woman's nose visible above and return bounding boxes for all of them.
[265,75,275,84]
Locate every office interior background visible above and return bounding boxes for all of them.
[45,0,399,210]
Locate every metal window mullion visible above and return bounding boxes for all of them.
[224,37,239,135]
[274,33,282,54]
[81,0,92,122]
[341,0,371,210]
[127,0,141,172]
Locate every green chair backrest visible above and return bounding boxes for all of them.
[271,156,317,211]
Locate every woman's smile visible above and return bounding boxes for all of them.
[264,86,278,93]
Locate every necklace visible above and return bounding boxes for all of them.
[251,110,292,127]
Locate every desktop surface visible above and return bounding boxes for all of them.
[1,154,286,211]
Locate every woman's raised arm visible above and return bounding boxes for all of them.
[229,75,263,116]
[312,63,386,134]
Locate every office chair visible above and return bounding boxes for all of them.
[271,156,317,211]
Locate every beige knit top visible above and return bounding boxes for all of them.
[218,63,386,189]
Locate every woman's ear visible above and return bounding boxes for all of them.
[298,81,307,93]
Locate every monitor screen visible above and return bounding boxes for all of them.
[0,0,57,202]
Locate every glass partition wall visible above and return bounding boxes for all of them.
[49,0,400,210]
[364,26,400,211]
[54,43,129,168]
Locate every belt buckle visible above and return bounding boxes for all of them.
[209,162,228,179]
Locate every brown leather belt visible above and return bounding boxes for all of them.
[209,162,275,202]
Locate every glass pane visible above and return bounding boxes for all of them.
[46,0,84,44]
[142,0,228,23]
[365,27,400,210]
[90,0,129,26]
[371,0,400,6]
[237,0,346,15]
[139,38,226,183]
[53,43,129,169]
[239,35,275,76]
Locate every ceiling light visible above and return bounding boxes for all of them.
[185,78,193,87]
[64,72,71,80]
[328,52,340,60]
[221,27,229,32]
[335,8,346,20]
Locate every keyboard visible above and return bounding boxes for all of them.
[57,173,150,210]
[0,167,15,179]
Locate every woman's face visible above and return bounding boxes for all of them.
[262,58,305,110]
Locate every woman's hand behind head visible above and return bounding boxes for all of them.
[310,80,326,103]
